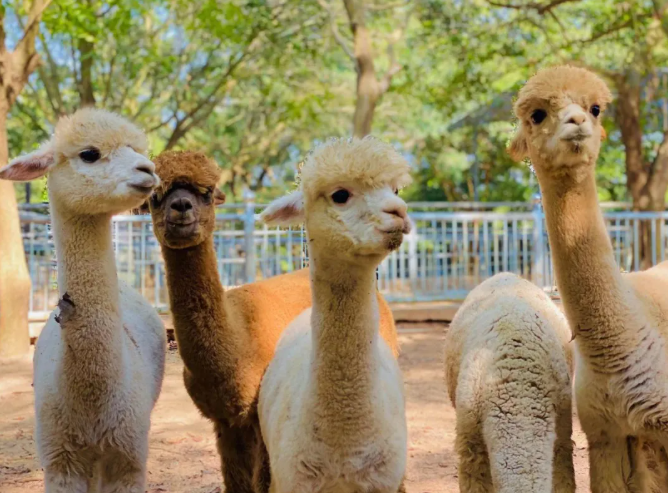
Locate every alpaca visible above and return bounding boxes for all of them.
[0,108,166,492]
[509,65,668,492]
[444,272,575,493]
[257,137,411,493]
[145,150,400,493]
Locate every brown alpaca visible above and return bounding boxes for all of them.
[146,150,399,493]
[509,65,668,492]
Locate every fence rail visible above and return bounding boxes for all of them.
[19,201,668,319]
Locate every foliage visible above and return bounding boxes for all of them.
[5,0,668,204]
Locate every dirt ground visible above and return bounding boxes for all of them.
[0,325,591,492]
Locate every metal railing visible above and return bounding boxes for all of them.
[19,200,668,318]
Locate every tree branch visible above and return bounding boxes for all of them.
[487,0,581,15]
[15,0,52,56]
[317,0,355,63]
[367,1,409,11]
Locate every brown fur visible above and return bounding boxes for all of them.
[150,150,399,493]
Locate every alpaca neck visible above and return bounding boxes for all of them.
[538,168,645,353]
[50,201,123,398]
[161,240,236,385]
[309,251,381,434]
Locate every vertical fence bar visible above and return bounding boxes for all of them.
[532,195,545,288]
[244,191,256,284]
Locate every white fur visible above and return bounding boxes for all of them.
[444,273,575,493]
[258,137,411,493]
[1,108,166,492]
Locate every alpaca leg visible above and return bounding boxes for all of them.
[215,421,256,493]
[455,410,492,493]
[552,403,575,493]
[100,452,146,493]
[252,421,272,493]
[44,467,89,493]
[587,431,648,493]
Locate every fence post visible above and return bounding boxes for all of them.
[407,227,418,286]
[532,193,545,287]
[244,190,256,284]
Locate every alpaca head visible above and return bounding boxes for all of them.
[508,65,612,176]
[261,137,412,265]
[147,151,225,249]
[0,107,158,215]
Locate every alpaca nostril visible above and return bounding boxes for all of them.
[136,164,154,176]
[171,198,193,213]
[384,207,407,220]
[567,114,586,125]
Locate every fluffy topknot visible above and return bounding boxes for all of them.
[54,107,147,160]
[513,65,612,120]
[152,150,222,191]
[300,137,411,200]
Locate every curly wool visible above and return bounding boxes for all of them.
[300,136,412,200]
[444,273,575,493]
[53,107,148,161]
[152,150,221,191]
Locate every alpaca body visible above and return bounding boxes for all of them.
[34,281,165,492]
[0,108,166,492]
[444,273,574,493]
[260,305,406,493]
[509,66,668,491]
[258,137,411,493]
[147,150,400,493]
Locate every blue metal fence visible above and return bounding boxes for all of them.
[20,201,668,318]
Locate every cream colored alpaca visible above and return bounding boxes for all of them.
[258,137,411,493]
[444,273,574,493]
[0,108,166,493]
[510,65,668,492]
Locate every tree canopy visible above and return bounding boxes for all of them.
[5,0,668,204]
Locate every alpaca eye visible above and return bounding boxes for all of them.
[331,189,350,204]
[531,110,547,125]
[393,188,399,195]
[590,105,600,117]
[79,148,101,163]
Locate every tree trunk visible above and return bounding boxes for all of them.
[0,107,31,358]
[342,0,401,138]
[615,73,668,269]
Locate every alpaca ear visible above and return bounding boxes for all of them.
[213,188,226,206]
[508,125,529,162]
[600,126,607,141]
[0,141,55,181]
[260,191,305,226]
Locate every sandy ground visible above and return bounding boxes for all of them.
[0,325,590,492]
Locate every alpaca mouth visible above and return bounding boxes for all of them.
[130,184,155,195]
[167,220,197,237]
[562,131,591,143]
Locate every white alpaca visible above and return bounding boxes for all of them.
[444,273,575,493]
[0,108,166,493]
[258,137,411,493]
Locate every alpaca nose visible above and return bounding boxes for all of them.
[171,198,193,213]
[383,203,408,220]
[567,113,586,125]
[136,164,154,176]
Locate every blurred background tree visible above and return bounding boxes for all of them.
[6,0,667,205]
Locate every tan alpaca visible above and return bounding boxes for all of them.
[444,273,574,493]
[0,108,166,492]
[258,137,411,493]
[145,150,399,493]
[509,65,668,492]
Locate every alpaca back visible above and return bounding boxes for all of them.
[444,273,574,493]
